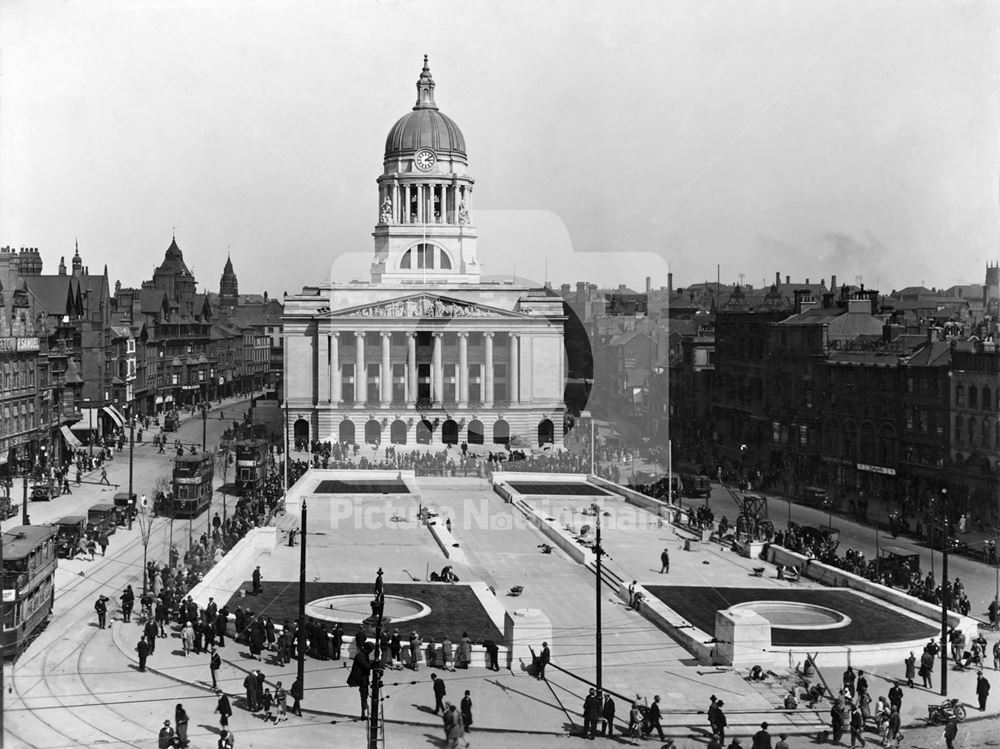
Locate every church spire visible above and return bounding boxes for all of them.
[414,54,437,110]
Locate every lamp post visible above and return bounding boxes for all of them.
[369,570,385,749]
[592,502,604,696]
[127,407,135,531]
[939,487,949,697]
[297,498,307,694]
[21,448,30,525]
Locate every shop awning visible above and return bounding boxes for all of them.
[103,405,126,428]
[60,425,83,448]
[70,407,101,431]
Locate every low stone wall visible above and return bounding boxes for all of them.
[767,545,979,641]
[617,580,714,664]
[189,526,278,610]
[515,499,594,565]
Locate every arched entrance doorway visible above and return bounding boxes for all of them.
[390,419,407,445]
[467,419,484,445]
[293,418,310,450]
[416,419,434,445]
[365,420,382,445]
[493,419,510,446]
[538,419,554,446]
[442,419,459,445]
[339,419,356,444]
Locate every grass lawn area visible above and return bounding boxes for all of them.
[225,581,502,643]
[314,479,410,494]
[506,481,609,496]
[644,586,937,646]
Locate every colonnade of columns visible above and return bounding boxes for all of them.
[379,182,472,225]
[320,330,519,408]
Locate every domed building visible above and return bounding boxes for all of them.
[283,58,567,449]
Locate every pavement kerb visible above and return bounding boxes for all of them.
[108,618,837,739]
[108,618,576,736]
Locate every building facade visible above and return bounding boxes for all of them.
[283,59,567,448]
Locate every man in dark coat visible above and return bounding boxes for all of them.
[94,595,108,629]
[155,600,168,637]
[290,677,303,716]
[234,607,246,643]
[243,672,258,711]
[647,695,665,741]
[214,606,229,648]
[254,668,265,713]
[347,642,373,719]
[977,671,991,711]
[332,624,343,660]
[210,647,222,689]
[431,673,447,714]
[483,639,500,671]
[581,688,599,739]
[252,566,262,595]
[145,619,160,654]
[711,699,728,743]
[537,642,550,680]
[752,721,772,749]
[215,692,232,729]
[136,636,150,672]
[249,621,265,661]
[120,586,135,622]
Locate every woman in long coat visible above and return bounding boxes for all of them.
[174,704,190,747]
[249,620,265,660]
[455,632,472,669]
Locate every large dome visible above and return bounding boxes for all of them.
[384,57,466,159]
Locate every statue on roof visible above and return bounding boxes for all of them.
[380,195,393,224]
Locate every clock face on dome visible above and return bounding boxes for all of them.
[414,149,437,171]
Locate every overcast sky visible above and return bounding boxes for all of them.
[1,0,997,297]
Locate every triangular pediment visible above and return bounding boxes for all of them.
[324,293,529,320]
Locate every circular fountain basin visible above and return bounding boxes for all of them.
[731,601,851,630]
[304,594,430,624]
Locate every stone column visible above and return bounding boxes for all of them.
[404,184,411,223]
[407,333,417,406]
[483,333,494,408]
[432,332,444,407]
[318,332,330,403]
[417,184,424,223]
[331,333,341,402]
[508,332,519,404]
[380,332,392,406]
[458,333,469,408]
[354,332,366,404]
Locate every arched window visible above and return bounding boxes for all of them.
[982,418,990,448]
[365,419,382,445]
[339,419,355,445]
[398,243,453,271]
[492,419,510,446]
[293,418,309,446]
[955,384,965,407]
[416,419,434,444]
[955,415,964,444]
[983,387,992,411]
[969,386,978,409]
[467,419,484,445]
[442,419,459,445]
[538,419,554,446]
[390,419,407,444]
[968,417,975,446]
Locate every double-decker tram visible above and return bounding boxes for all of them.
[2,525,57,658]
[171,451,215,518]
[234,438,270,496]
